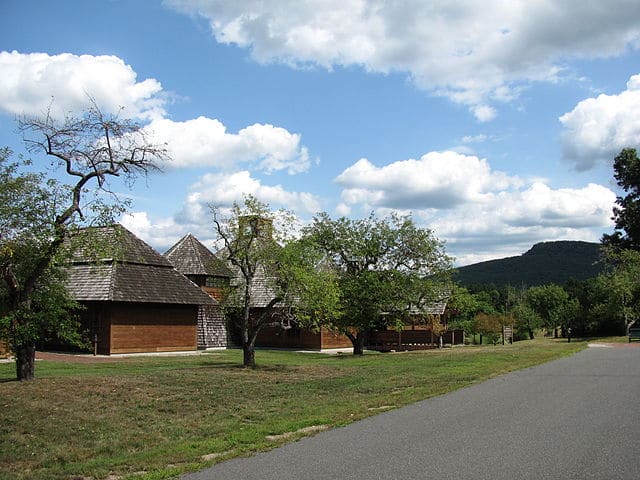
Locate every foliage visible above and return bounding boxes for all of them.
[211,196,337,367]
[304,212,452,354]
[512,303,542,340]
[524,284,570,333]
[474,313,510,345]
[0,103,168,380]
[602,148,640,251]
[0,149,83,373]
[277,237,341,330]
[590,249,640,334]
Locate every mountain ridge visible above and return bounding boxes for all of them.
[453,240,604,287]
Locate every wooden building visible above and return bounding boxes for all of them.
[164,233,233,349]
[369,296,463,351]
[66,225,217,355]
[163,228,351,351]
[255,325,352,350]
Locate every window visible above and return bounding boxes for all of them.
[206,276,230,288]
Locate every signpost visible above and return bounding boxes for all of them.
[502,325,513,344]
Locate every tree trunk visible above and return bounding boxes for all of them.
[346,331,365,355]
[242,342,256,368]
[353,335,365,355]
[15,343,36,381]
[240,316,257,368]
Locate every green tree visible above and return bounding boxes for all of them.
[0,104,168,381]
[591,249,640,335]
[512,302,542,340]
[212,196,337,367]
[602,148,640,250]
[525,284,570,336]
[474,313,504,345]
[448,285,497,343]
[305,212,452,355]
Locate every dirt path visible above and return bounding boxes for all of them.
[35,351,120,363]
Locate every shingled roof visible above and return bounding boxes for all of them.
[66,225,215,305]
[164,233,232,277]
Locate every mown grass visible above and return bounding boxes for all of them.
[0,338,588,480]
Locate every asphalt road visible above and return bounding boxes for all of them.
[182,345,640,480]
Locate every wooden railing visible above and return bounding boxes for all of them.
[369,329,464,352]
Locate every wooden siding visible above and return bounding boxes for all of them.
[319,328,352,349]
[109,303,198,354]
[256,326,351,350]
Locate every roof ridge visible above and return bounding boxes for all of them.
[108,263,117,301]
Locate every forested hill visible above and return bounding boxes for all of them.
[452,241,605,287]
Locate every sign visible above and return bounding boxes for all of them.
[502,326,513,344]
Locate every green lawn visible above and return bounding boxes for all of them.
[0,339,588,480]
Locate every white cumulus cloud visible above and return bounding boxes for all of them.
[167,0,640,120]
[122,171,320,251]
[0,50,313,176]
[176,170,321,224]
[335,149,616,264]
[560,73,640,170]
[0,51,166,120]
[145,117,311,174]
[335,151,518,209]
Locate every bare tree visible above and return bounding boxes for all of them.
[1,102,169,380]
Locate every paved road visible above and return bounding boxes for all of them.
[182,345,640,480]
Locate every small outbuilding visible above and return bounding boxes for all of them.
[66,225,217,355]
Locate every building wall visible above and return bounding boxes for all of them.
[255,325,352,350]
[77,302,112,355]
[197,304,228,349]
[319,328,352,349]
[256,325,321,349]
[108,302,198,354]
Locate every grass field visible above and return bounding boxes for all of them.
[0,338,594,480]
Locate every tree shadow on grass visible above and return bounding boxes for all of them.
[195,362,303,374]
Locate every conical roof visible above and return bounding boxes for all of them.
[164,233,233,277]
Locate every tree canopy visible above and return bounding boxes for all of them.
[602,148,640,250]
[304,212,452,354]
[211,196,338,367]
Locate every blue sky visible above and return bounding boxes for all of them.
[2,0,640,265]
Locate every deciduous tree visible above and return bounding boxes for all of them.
[602,148,640,250]
[211,196,338,367]
[304,212,452,355]
[0,104,168,381]
[525,284,570,336]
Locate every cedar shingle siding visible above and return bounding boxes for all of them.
[164,233,231,348]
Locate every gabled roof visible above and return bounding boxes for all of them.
[164,233,232,277]
[66,225,215,306]
[408,299,448,316]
